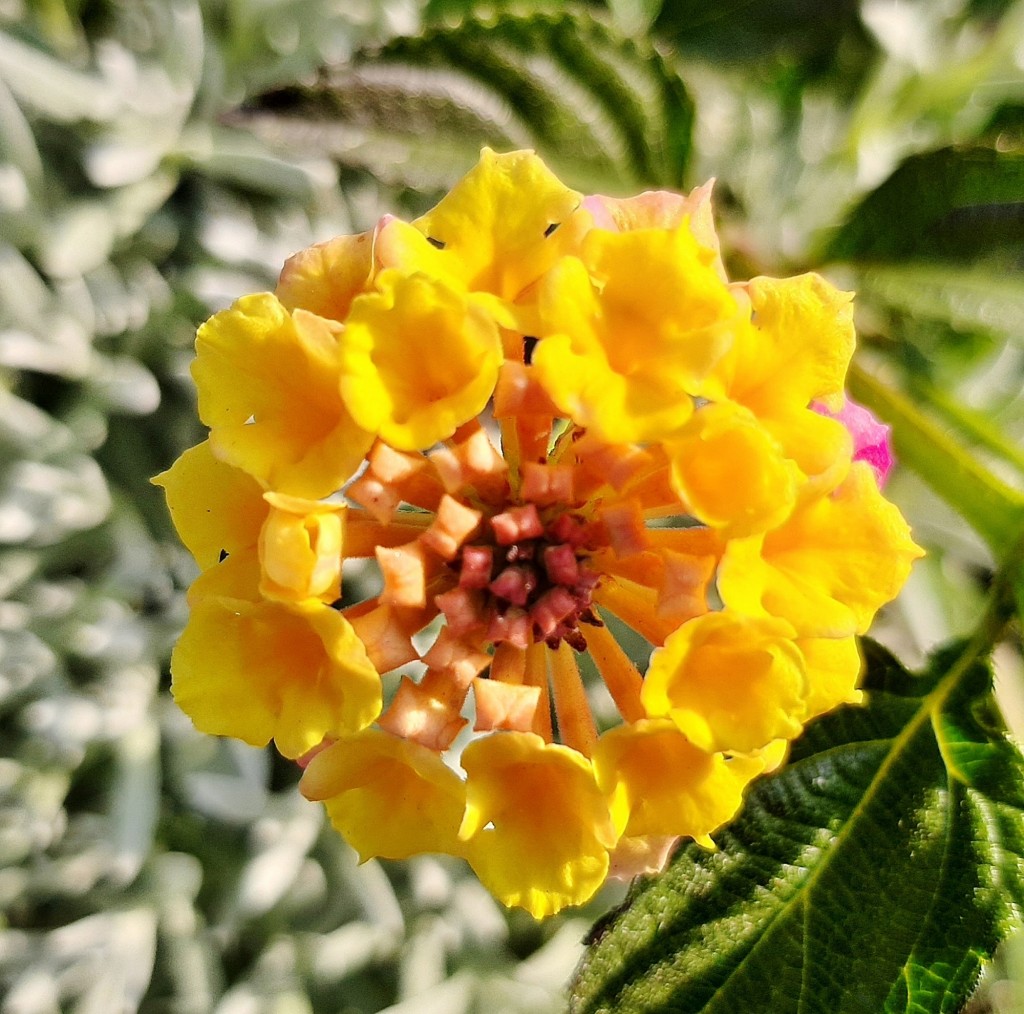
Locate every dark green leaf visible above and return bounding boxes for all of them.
[824,146,1024,262]
[238,9,693,196]
[569,638,1024,1014]
[652,0,868,73]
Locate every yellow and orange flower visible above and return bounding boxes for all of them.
[156,149,922,918]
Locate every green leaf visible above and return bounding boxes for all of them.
[904,377,1024,481]
[857,264,1024,347]
[238,9,693,196]
[652,0,865,69]
[569,638,1024,1014]
[824,146,1024,262]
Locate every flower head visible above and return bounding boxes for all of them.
[156,149,922,918]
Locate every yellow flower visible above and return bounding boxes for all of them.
[339,271,504,451]
[718,463,924,638]
[153,440,346,603]
[583,180,726,278]
[593,719,764,842]
[301,728,469,861]
[642,611,808,754]
[530,226,742,444]
[174,552,380,758]
[375,147,586,310]
[152,440,267,570]
[666,401,800,537]
[193,292,373,498]
[275,228,375,322]
[709,273,855,411]
[704,273,857,483]
[259,491,346,603]
[459,732,617,918]
[157,148,922,918]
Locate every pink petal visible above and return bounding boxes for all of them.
[814,396,894,486]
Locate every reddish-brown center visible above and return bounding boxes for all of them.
[447,502,602,651]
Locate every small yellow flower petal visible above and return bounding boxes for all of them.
[707,273,855,414]
[172,554,381,758]
[532,227,740,443]
[152,440,267,570]
[275,230,374,322]
[340,272,503,451]
[718,463,924,637]
[593,718,763,839]
[761,408,853,488]
[642,611,808,754]
[757,738,792,773]
[667,402,801,537]
[377,148,583,302]
[193,293,373,498]
[301,728,468,860]
[460,732,617,918]
[798,635,864,719]
[695,274,858,484]
[258,492,346,603]
[584,180,725,279]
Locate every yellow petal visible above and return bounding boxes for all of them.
[798,635,864,719]
[642,611,808,754]
[761,407,852,488]
[340,272,503,451]
[301,728,468,860]
[184,545,261,605]
[459,732,617,918]
[532,227,741,443]
[583,180,725,280]
[258,492,346,603]
[193,293,373,498]
[708,273,855,414]
[593,718,763,839]
[275,229,374,322]
[152,440,267,570]
[667,402,800,537]
[377,148,583,301]
[719,463,924,637]
[172,569,381,758]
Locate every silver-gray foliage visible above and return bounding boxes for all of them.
[0,2,590,1010]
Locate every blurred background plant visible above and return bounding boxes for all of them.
[0,0,1022,1011]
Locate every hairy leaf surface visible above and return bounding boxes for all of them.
[238,10,692,196]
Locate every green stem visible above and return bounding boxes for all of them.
[847,359,1024,560]
[907,375,1024,479]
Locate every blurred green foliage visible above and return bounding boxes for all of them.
[1,0,1023,1011]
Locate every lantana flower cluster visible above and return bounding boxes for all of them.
[155,150,922,918]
